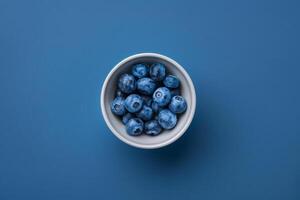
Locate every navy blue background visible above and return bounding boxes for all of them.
[0,0,299,199]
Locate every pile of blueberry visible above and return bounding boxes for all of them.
[111,63,187,136]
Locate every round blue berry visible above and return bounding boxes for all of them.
[169,95,187,114]
[170,89,180,97]
[141,95,152,106]
[136,77,157,95]
[137,105,153,121]
[118,74,136,94]
[151,101,163,113]
[153,87,171,107]
[110,97,126,116]
[132,64,149,78]
[163,75,180,88]
[126,118,144,136]
[145,120,162,136]
[158,109,177,130]
[150,63,166,81]
[122,113,134,125]
[124,94,143,113]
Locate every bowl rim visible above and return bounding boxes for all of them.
[100,53,196,149]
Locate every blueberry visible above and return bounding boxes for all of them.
[158,109,177,129]
[141,95,152,106]
[151,101,163,113]
[136,77,157,95]
[170,89,180,97]
[124,94,143,113]
[163,75,180,88]
[137,105,153,121]
[110,97,126,116]
[122,113,134,124]
[126,118,144,136]
[150,63,166,81]
[115,89,125,97]
[132,64,149,78]
[169,95,187,114]
[153,87,171,107]
[118,74,136,94]
[145,120,162,136]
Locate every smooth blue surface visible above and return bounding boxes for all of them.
[0,0,299,199]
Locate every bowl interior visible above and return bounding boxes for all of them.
[102,54,195,148]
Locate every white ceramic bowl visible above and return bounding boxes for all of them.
[100,53,196,149]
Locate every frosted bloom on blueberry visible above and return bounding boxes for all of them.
[132,63,149,78]
[137,105,153,121]
[110,97,126,116]
[125,94,143,113]
[150,63,166,81]
[118,74,136,94]
[169,95,187,114]
[126,118,144,136]
[137,77,157,95]
[153,87,171,107]
[145,120,162,136]
[163,75,180,88]
[158,109,177,129]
